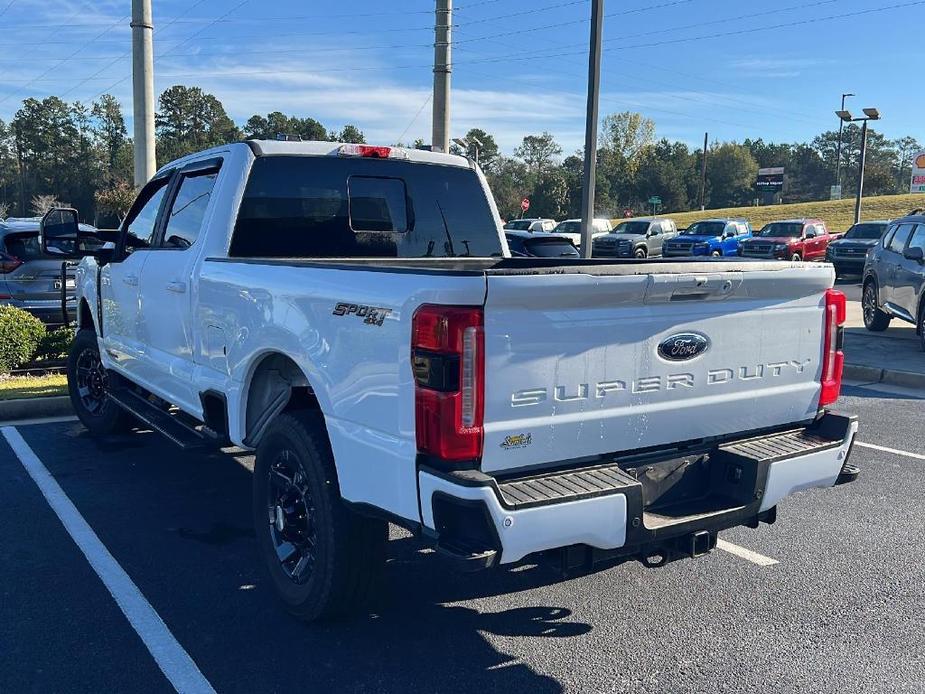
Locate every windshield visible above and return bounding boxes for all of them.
[844,223,887,240]
[683,221,726,237]
[612,221,650,235]
[758,223,804,238]
[553,221,581,234]
[505,220,533,231]
[525,238,579,257]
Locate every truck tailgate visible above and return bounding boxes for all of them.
[480,266,831,473]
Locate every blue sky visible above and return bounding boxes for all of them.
[0,0,922,154]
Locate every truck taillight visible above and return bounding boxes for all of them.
[338,144,406,159]
[412,305,484,463]
[820,288,846,407]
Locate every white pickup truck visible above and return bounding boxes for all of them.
[41,140,858,621]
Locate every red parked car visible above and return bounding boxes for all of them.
[739,218,835,261]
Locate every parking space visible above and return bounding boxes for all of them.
[2,384,924,694]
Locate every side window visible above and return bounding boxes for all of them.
[123,178,170,253]
[908,224,925,251]
[889,224,915,253]
[882,224,898,248]
[649,224,660,236]
[160,171,218,249]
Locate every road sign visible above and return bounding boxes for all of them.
[521,198,530,212]
[830,185,842,200]
[756,167,784,189]
[648,196,661,205]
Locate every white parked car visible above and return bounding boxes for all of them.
[503,218,556,233]
[550,218,613,248]
[45,140,857,621]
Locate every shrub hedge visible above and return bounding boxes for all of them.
[0,306,46,374]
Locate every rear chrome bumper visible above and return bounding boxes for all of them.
[418,412,858,566]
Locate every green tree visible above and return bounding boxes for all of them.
[155,85,240,162]
[450,128,500,171]
[484,156,531,220]
[531,169,571,219]
[92,94,130,184]
[705,142,759,208]
[336,124,366,144]
[514,131,562,173]
[600,111,655,175]
[244,111,329,141]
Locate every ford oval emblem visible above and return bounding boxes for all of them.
[658,333,710,361]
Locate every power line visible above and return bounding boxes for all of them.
[59,0,217,100]
[0,0,17,19]
[454,0,587,28]
[396,94,432,144]
[455,0,697,44]
[0,13,130,107]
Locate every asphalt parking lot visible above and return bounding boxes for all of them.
[1,382,924,694]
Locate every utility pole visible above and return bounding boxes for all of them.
[132,0,156,187]
[432,0,452,153]
[698,132,708,211]
[579,0,604,258]
[835,92,854,195]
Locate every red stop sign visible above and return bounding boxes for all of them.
[521,198,530,212]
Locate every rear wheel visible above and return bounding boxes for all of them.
[634,247,647,259]
[711,250,722,257]
[253,410,387,621]
[790,252,802,262]
[67,329,132,435]
[862,281,891,332]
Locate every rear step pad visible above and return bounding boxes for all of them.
[108,387,209,451]
[495,423,846,512]
[497,465,640,510]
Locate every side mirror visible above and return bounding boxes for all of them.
[904,246,924,263]
[40,208,81,257]
[804,231,816,239]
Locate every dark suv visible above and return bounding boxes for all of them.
[862,213,925,350]
[825,220,890,277]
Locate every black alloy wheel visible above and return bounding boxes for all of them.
[266,449,317,584]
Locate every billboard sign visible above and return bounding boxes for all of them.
[911,151,925,194]
[756,167,785,189]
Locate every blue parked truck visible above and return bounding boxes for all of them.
[663,218,751,257]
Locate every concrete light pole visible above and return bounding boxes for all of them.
[579,0,604,258]
[131,0,156,187]
[834,92,854,196]
[432,0,452,153]
[837,106,881,225]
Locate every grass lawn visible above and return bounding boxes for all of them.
[617,192,925,232]
[0,373,68,400]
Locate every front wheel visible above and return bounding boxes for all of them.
[790,252,802,262]
[634,247,648,259]
[253,410,387,621]
[862,281,891,332]
[918,303,925,352]
[67,329,132,435]
[711,250,722,257]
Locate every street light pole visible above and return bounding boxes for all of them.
[834,92,854,195]
[837,106,879,225]
[854,119,869,225]
[131,0,156,187]
[579,0,604,258]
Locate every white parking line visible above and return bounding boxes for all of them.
[856,441,925,461]
[716,539,779,566]
[1,426,216,694]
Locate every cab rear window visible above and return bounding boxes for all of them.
[230,156,502,258]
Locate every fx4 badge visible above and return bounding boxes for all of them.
[658,332,710,361]
[500,433,532,450]
[332,302,392,327]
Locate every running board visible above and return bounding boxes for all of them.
[107,387,209,451]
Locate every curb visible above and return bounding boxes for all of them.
[844,364,925,390]
[0,396,73,422]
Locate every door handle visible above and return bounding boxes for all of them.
[166,281,186,294]
[123,274,138,287]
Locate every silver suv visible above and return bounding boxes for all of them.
[0,217,96,324]
[862,212,925,351]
